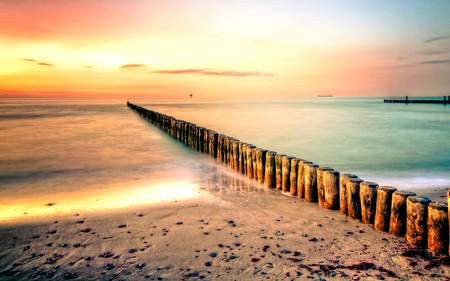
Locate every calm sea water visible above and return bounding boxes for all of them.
[1,97,449,219]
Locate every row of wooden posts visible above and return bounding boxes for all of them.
[128,102,449,255]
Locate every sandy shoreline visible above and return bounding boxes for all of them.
[1,174,449,280]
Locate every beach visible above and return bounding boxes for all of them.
[1,98,450,280]
[1,170,449,280]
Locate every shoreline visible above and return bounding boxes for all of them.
[1,176,449,280]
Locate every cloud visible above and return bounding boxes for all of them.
[419,60,450,64]
[23,59,36,62]
[154,69,204,74]
[423,51,447,55]
[396,57,407,60]
[37,63,53,66]
[424,35,450,43]
[154,69,274,77]
[119,64,148,69]
[84,66,93,68]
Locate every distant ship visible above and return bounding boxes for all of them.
[318,95,333,97]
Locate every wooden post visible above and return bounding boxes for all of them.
[360,182,379,225]
[389,190,416,236]
[239,143,246,174]
[198,127,205,153]
[290,158,300,196]
[256,149,268,183]
[317,167,334,207]
[282,156,294,193]
[340,174,358,215]
[246,145,256,178]
[304,163,319,202]
[212,132,218,158]
[232,140,240,172]
[275,154,286,190]
[217,134,223,162]
[346,177,364,220]
[427,202,448,254]
[374,186,397,231]
[297,160,312,199]
[252,147,258,180]
[323,170,340,210]
[264,151,276,188]
[228,138,236,167]
[406,196,431,247]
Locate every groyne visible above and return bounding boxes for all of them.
[384,96,450,104]
[127,101,449,256]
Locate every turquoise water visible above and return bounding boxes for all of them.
[1,97,449,209]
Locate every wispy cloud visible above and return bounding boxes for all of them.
[23,59,36,62]
[37,63,53,66]
[396,57,407,60]
[84,66,93,68]
[419,60,450,64]
[154,69,274,77]
[119,64,148,69]
[423,51,447,55]
[424,35,450,43]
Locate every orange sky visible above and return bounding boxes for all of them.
[1,0,449,98]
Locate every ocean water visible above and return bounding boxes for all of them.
[1,97,449,220]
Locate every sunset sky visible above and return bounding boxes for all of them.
[1,0,449,98]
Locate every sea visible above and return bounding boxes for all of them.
[1,97,449,221]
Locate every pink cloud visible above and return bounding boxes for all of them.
[154,69,274,77]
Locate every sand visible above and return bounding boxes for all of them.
[1,172,449,280]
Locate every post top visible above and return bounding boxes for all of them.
[342,173,358,179]
[266,151,277,156]
[393,190,416,198]
[282,156,295,160]
[317,167,334,172]
[361,181,379,188]
[407,196,431,205]
[428,202,448,211]
[276,154,287,158]
[378,186,397,193]
[299,160,313,164]
[347,177,364,184]
[305,163,319,168]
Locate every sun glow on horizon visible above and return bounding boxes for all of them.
[0,0,449,98]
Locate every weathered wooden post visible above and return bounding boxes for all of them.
[275,154,286,190]
[340,174,358,215]
[232,140,240,172]
[228,137,236,167]
[346,177,364,219]
[198,127,205,152]
[216,134,223,161]
[427,202,448,254]
[256,149,267,183]
[323,170,340,210]
[317,167,334,207]
[304,163,319,202]
[359,182,379,225]
[374,186,397,231]
[282,156,294,193]
[239,143,246,174]
[246,145,256,178]
[290,158,300,196]
[297,160,312,199]
[212,131,218,158]
[252,147,258,180]
[389,190,416,236]
[406,196,431,247]
[264,151,276,188]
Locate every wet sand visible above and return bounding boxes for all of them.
[0,175,449,280]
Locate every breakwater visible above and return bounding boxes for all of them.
[127,101,449,255]
[384,96,450,104]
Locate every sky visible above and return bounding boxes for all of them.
[0,0,449,98]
